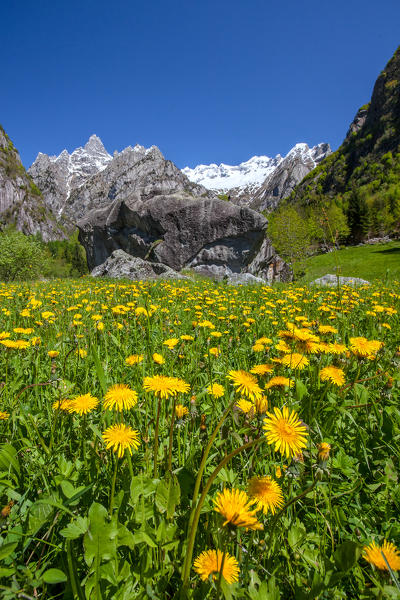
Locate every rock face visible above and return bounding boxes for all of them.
[183,143,331,212]
[0,125,63,240]
[78,192,291,283]
[311,274,370,287]
[91,249,187,280]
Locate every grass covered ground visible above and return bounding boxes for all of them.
[0,278,399,598]
[301,241,400,282]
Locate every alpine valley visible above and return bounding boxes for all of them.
[0,45,399,281]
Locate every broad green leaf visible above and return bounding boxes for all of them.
[27,501,54,537]
[130,474,157,505]
[131,530,157,548]
[334,540,362,572]
[60,516,89,539]
[43,568,67,584]
[0,444,20,476]
[0,542,17,560]
[83,502,118,567]
[155,472,180,518]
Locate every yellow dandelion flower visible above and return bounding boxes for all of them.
[180,334,194,341]
[350,337,383,357]
[104,384,138,411]
[52,399,73,411]
[227,370,262,400]
[0,332,10,340]
[248,476,284,515]
[252,343,265,352]
[102,424,140,458]
[69,393,99,415]
[263,406,308,458]
[125,354,144,366]
[236,399,255,414]
[0,339,30,349]
[213,488,262,530]
[0,411,10,420]
[265,376,294,390]
[318,325,338,334]
[363,540,400,571]
[175,404,189,418]
[207,383,225,398]
[250,364,274,375]
[256,337,272,345]
[280,353,309,370]
[163,338,179,349]
[194,549,239,584]
[320,366,345,386]
[48,350,59,358]
[143,375,189,398]
[152,352,165,365]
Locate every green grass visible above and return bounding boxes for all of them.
[301,241,400,282]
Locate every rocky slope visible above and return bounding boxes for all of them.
[0,125,63,240]
[183,142,331,211]
[289,45,400,239]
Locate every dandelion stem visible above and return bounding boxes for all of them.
[109,455,119,515]
[167,396,176,471]
[182,437,260,586]
[153,398,161,478]
[187,401,235,534]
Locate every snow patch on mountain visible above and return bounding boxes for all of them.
[182,143,328,195]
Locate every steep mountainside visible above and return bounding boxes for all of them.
[64,144,213,222]
[183,143,331,211]
[0,125,63,240]
[289,46,400,239]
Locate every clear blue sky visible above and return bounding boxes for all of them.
[1,0,399,169]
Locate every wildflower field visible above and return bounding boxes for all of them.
[0,278,399,599]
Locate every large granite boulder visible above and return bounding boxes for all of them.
[91,249,187,280]
[78,191,290,282]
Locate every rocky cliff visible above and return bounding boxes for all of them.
[0,125,63,240]
[289,46,400,239]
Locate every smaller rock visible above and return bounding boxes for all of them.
[225,273,266,286]
[91,250,187,281]
[191,264,233,280]
[311,274,370,287]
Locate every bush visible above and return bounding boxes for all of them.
[0,229,48,281]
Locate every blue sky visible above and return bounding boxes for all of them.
[1,0,400,169]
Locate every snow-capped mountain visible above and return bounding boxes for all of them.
[28,135,113,217]
[182,154,282,194]
[183,142,331,211]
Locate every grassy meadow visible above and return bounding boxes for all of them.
[301,241,400,282]
[0,277,399,599]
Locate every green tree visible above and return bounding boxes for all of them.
[267,206,311,275]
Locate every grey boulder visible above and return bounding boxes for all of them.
[91,249,187,280]
[311,274,370,287]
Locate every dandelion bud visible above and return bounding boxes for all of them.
[318,442,331,461]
